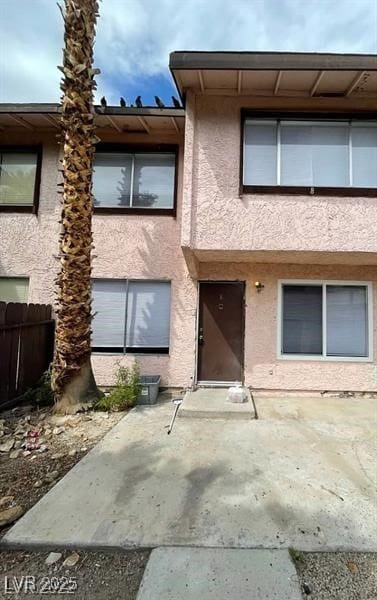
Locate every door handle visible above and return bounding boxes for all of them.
[198,328,204,344]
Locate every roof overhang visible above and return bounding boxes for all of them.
[170,51,377,100]
[0,104,185,135]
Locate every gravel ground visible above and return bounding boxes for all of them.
[294,552,377,599]
[0,548,150,599]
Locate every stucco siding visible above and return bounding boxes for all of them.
[0,134,60,304]
[184,95,377,257]
[0,131,197,389]
[1,112,376,393]
[199,262,377,392]
[91,214,197,387]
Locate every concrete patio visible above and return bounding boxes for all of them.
[2,395,376,551]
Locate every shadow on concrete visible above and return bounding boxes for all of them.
[2,405,376,552]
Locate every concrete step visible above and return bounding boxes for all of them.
[179,387,255,420]
[136,547,302,600]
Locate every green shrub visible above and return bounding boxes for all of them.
[95,362,141,412]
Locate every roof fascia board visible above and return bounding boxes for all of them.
[169,51,377,72]
[0,103,185,118]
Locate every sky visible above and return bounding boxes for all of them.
[0,0,376,107]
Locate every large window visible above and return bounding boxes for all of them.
[92,279,171,353]
[93,146,177,213]
[279,281,372,360]
[0,277,29,303]
[243,118,377,191]
[0,147,41,211]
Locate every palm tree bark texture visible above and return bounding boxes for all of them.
[52,0,103,413]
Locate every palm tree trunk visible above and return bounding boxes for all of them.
[52,0,103,413]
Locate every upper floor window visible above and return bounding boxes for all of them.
[243,118,377,193]
[93,145,177,214]
[0,147,41,212]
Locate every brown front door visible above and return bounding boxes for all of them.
[197,281,244,382]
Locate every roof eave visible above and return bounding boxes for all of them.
[169,51,377,72]
[0,103,185,118]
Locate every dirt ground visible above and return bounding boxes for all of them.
[0,404,150,599]
[0,548,150,600]
[0,404,125,537]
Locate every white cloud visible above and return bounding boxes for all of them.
[0,0,376,103]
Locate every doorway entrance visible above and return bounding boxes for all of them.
[197,281,245,383]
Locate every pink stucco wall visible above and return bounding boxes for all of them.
[1,105,376,393]
[0,130,196,389]
[199,262,377,392]
[0,134,60,303]
[177,92,377,392]
[181,93,377,259]
[91,212,197,388]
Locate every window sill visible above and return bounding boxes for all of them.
[242,186,377,197]
[92,346,169,356]
[0,205,36,213]
[91,349,170,356]
[278,354,373,363]
[94,207,176,216]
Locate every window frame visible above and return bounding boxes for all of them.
[93,143,179,216]
[0,145,42,213]
[240,111,377,197]
[277,279,373,362]
[91,277,172,355]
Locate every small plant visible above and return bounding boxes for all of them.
[95,362,141,412]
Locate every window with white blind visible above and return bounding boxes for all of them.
[92,279,171,353]
[0,148,40,209]
[278,281,372,360]
[0,277,29,303]
[93,149,176,210]
[244,119,377,189]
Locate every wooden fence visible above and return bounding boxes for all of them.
[0,302,55,408]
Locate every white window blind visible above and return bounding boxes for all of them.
[126,281,171,348]
[92,279,171,352]
[0,277,29,303]
[281,282,370,359]
[351,126,377,187]
[92,280,127,349]
[280,125,313,186]
[326,285,368,357]
[244,122,277,185]
[0,153,37,205]
[282,285,322,355]
[311,125,349,187]
[244,119,377,188]
[93,152,175,208]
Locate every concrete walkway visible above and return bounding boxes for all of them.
[3,395,376,551]
[136,547,302,599]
